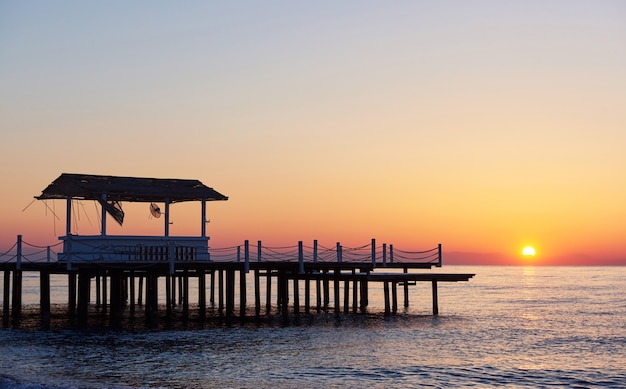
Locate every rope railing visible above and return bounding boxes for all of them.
[1,235,443,267]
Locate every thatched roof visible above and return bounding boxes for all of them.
[36,173,228,203]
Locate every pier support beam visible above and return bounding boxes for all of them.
[3,270,10,327]
[11,269,22,324]
[77,270,90,325]
[432,280,439,315]
[68,272,76,317]
[40,270,51,329]
[198,270,206,321]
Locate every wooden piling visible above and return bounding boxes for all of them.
[102,274,108,313]
[265,270,272,315]
[304,276,311,314]
[254,269,261,317]
[383,281,390,316]
[95,275,101,307]
[137,275,143,306]
[210,270,215,305]
[77,270,90,325]
[129,271,135,313]
[40,269,51,329]
[333,269,340,316]
[3,270,10,326]
[343,279,349,314]
[218,269,224,315]
[198,269,206,320]
[11,269,22,322]
[239,269,246,320]
[293,277,300,316]
[183,270,190,322]
[165,273,172,318]
[68,271,76,317]
[432,280,439,315]
[392,281,398,314]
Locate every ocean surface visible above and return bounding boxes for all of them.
[1,266,625,388]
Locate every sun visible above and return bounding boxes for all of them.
[522,246,536,257]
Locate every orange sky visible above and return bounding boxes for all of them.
[1,1,625,265]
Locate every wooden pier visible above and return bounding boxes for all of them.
[0,257,473,329]
[0,173,474,328]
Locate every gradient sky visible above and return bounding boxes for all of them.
[1,1,625,265]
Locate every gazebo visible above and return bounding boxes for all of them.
[36,173,228,264]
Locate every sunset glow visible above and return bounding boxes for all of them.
[1,2,625,266]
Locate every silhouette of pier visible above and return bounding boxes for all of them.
[0,173,474,328]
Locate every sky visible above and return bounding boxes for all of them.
[1,1,625,265]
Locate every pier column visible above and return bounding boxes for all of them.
[360,271,368,313]
[265,269,272,315]
[225,269,235,319]
[198,269,206,321]
[68,271,77,317]
[3,270,10,327]
[182,270,190,322]
[254,269,261,317]
[239,268,247,320]
[383,281,390,316]
[77,270,91,325]
[392,281,398,314]
[293,277,300,316]
[40,269,51,329]
[165,273,172,318]
[333,268,340,316]
[109,269,123,326]
[403,267,410,307]
[432,280,439,315]
[129,271,136,313]
[209,270,215,305]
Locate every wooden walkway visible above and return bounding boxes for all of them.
[0,260,474,329]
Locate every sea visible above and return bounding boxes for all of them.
[1,266,625,388]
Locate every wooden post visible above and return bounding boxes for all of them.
[304,275,311,314]
[210,270,215,305]
[178,273,183,305]
[403,267,409,308]
[95,275,101,307]
[343,278,349,314]
[383,281,390,316]
[166,272,173,317]
[110,270,123,326]
[352,269,358,313]
[298,241,304,274]
[432,280,439,315]
[129,271,135,313]
[265,269,272,315]
[40,269,51,329]
[68,271,76,317]
[279,270,289,323]
[218,269,224,314]
[371,238,376,268]
[198,269,206,321]
[360,271,368,313]
[77,270,90,325]
[391,281,398,314]
[323,269,330,311]
[3,270,10,326]
[137,275,143,306]
[293,277,300,316]
[182,270,189,322]
[239,268,247,320]
[102,274,108,313]
[333,268,340,316]
[225,269,235,318]
[316,274,322,313]
[254,269,261,317]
